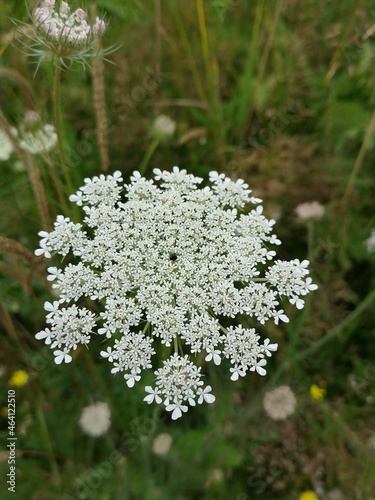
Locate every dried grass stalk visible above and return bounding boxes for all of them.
[91,5,109,173]
[0,237,35,264]
[0,261,32,296]
[0,237,47,296]
[0,67,37,109]
[0,111,51,230]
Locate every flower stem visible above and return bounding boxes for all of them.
[139,138,159,176]
[34,387,61,489]
[307,220,314,261]
[53,64,74,195]
[142,322,150,335]
[44,155,70,212]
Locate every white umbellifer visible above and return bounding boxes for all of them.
[78,401,111,437]
[0,128,17,161]
[295,201,325,220]
[19,123,57,154]
[365,229,375,253]
[263,385,297,420]
[35,167,318,419]
[151,115,176,141]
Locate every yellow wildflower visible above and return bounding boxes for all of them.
[310,384,326,400]
[299,491,319,500]
[9,370,29,387]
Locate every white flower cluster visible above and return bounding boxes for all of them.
[0,128,16,161]
[365,229,375,253]
[263,385,296,420]
[295,201,325,221]
[79,401,111,437]
[35,167,317,419]
[31,0,106,64]
[19,123,57,154]
[151,115,176,141]
[0,112,57,161]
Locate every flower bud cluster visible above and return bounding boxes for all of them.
[35,167,318,419]
[31,0,106,64]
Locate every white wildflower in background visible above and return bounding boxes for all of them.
[205,469,225,488]
[17,0,107,67]
[0,128,17,161]
[152,433,173,455]
[0,113,56,159]
[327,488,344,500]
[23,110,40,126]
[295,201,325,220]
[19,123,57,154]
[263,385,297,420]
[78,401,111,437]
[35,167,318,419]
[365,229,375,253]
[151,115,176,141]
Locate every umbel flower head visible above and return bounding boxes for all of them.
[35,167,318,419]
[78,401,111,437]
[0,128,16,161]
[150,115,176,142]
[17,0,107,68]
[263,385,296,420]
[295,201,325,221]
[18,111,57,154]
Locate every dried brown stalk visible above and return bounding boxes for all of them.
[0,261,32,296]
[0,67,37,109]
[0,237,35,264]
[0,237,47,296]
[91,5,109,173]
[0,111,51,230]
[92,55,109,172]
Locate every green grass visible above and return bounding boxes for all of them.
[1,0,375,499]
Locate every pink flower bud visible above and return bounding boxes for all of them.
[93,17,106,37]
[75,8,87,20]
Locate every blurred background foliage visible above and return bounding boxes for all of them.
[0,0,375,499]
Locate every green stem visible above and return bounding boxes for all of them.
[307,220,314,261]
[44,156,70,212]
[142,321,150,336]
[53,64,74,195]
[139,138,159,176]
[81,349,110,399]
[34,387,61,489]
